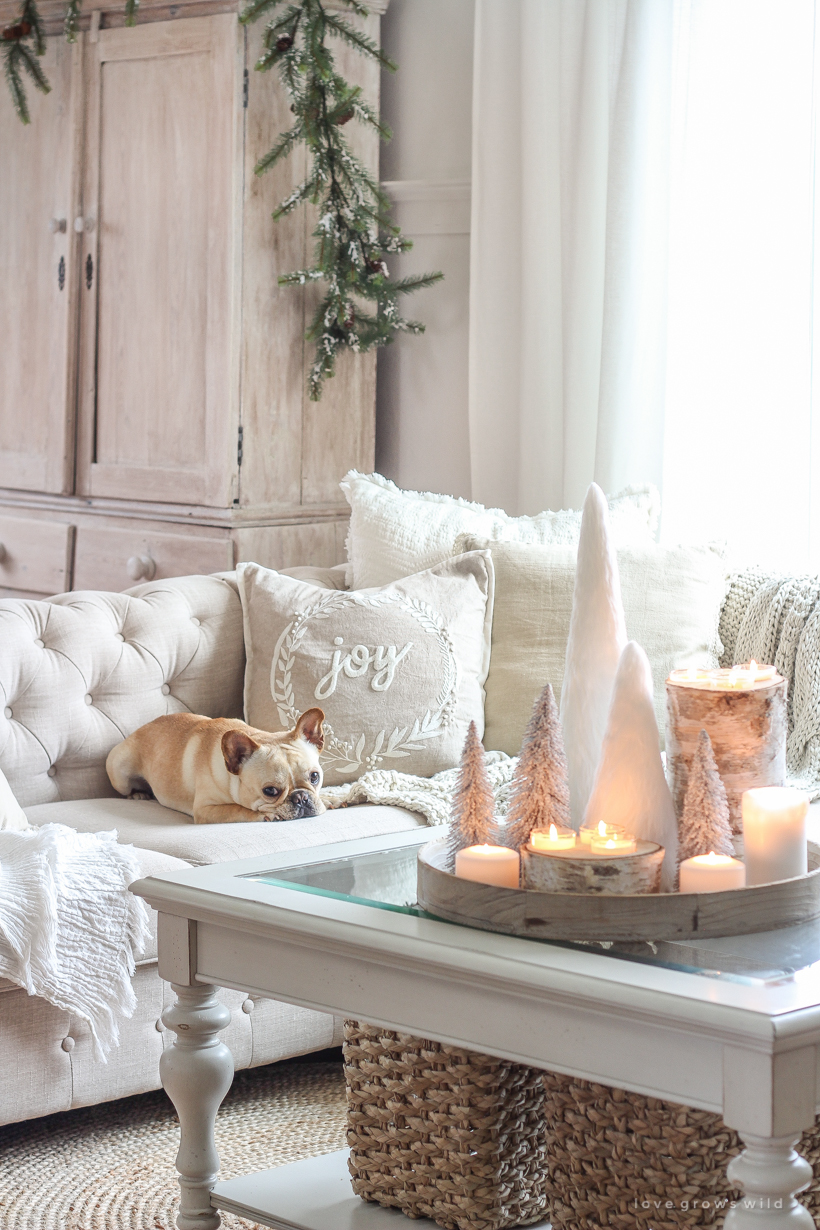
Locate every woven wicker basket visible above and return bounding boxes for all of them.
[345,1021,820,1230]
[344,1021,548,1230]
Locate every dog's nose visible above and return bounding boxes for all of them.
[289,789,313,815]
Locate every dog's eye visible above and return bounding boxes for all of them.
[309,771,320,785]
[262,786,281,798]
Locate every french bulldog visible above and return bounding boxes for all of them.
[105,709,326,824]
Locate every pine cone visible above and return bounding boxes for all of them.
[367,258,388,277]
[2,19,32,39]
[276,34,293,51]
[335,109,354,125]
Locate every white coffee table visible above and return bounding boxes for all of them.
[131,826,820,1230]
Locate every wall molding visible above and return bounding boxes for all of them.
[381,179,471,236]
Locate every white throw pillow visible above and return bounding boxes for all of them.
[236,553,495,787]
[340,471,660,589]
[457,537,729,756]
[0,767,30,831]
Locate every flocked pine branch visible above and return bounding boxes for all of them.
[2,0,49,124]
[240,0,443,398]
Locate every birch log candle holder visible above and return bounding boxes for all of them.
[665,664,787,834]
[520,841,663,895]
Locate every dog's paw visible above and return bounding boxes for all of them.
[128,790,154,801]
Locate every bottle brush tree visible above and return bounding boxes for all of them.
[503,683,571,851]
[678,729,734,863]
[446,721,495,869]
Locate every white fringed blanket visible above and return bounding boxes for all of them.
[0,824,150,1059]
[720,569,820,798]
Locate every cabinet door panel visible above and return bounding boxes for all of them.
[0,37,81,494]
[78,15,239,507]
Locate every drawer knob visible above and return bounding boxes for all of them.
[49,218,67,234]
[127,554,156,582]
[74,216,95,234]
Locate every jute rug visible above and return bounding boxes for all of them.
[0,1059,347,1230]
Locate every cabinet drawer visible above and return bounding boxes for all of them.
[73,526,235,592]
[0,517,75,595]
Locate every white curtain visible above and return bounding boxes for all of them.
[469,0,819,574]
[468,0,675,516]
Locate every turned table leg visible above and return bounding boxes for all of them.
[161,982,234,1230]
[723,1134,814,1228]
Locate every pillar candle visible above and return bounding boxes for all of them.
[742,787,808,886]
[454,844,520,888]
[679,852,746,893]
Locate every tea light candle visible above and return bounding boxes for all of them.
[679,851,746,893]
[669,661,778,691]
[590,832,638,855]
[578,819,625,847]
[454,844,520,888]
[741,787,808,886]
[530,824,577,851]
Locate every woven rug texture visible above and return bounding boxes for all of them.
[0,1060,347,1230]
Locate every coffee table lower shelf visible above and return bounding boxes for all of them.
[210,1148,552,1230]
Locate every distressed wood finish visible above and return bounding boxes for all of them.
[521,841,664,895]
[416,839,820,942]
[0,35,81,495]
[73,524,234,591]
[2,2,380,589]
[0,516,75,593]
[78,15,239,507]
[666,677,788,834]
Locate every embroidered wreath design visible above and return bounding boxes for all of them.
[270,591,459,775]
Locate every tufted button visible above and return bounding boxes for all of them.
[3,707,11,720]
[61,1036,75,1052]
[84,694,93,705]
[161,683,171,695]
[47,766,56,778]
[155,1018,165,1033]
[191,617,201,627]
[241,998,255,1014]
[34,638,44,649]
[115,632,124,642]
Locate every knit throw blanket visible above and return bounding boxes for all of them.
[0,824,151,1059]
[720,569,820,799]
[322,751,516,827]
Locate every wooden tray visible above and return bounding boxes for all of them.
[416,840,820,942]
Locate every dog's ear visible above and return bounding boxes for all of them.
[222,730,260,775]
[294,707,325,750]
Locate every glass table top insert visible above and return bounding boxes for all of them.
[248,844,820,988]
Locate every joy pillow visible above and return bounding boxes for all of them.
[236,553,494,787]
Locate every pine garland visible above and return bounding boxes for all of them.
[241,0,442,398]
[4,0,441,398]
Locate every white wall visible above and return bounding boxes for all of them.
[376,0,475,499]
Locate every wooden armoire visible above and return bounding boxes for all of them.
[0,0,386,597]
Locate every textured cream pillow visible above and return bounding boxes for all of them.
[340,471,661,589]
[457,538,728,756]
[237,553,495,786]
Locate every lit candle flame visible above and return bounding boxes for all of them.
[598,820,607,836]
[750,660,758,672]
[549,823,557,840]
[605,839,616,848]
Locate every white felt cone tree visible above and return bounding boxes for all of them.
[560,484,628,827]
[584,641,679,891]
[503,683,571,850]
[446,721,496,868]
[678,729,734,863]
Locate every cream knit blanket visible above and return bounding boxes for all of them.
[322,751,516,827]
[720,569,820,798]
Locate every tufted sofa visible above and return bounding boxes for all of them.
[0,569,424,1127]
